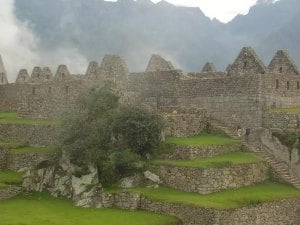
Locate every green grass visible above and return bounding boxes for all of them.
[0,192,179,225]
[0,140,59,154]
[0,171,23,189]
[267,107,300,113]
[10,146,59,154]
[0,140,25,149]
[131,182,300,210]
[0,112,58,126]
[165,133,237,147]
[152,151,263,169]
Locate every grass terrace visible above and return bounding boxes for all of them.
[0,112,58,126]
[0,140,25,149]
[152,151,263,169]
[131,182,300,210]
[164,133,237,147]
[267,107,300,113]
[0,140,59,154]
[0,192,179,225]
[10,146,59,154]
[0,171,23,189]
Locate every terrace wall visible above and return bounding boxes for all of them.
[156,162,269,194]
[6,152,55,171]
[0,185,22,200]
[0,124,59,146]
[111,192,300,225]
[0,147,9,169]
[161,108,208,137]
[262,111,300,130]
[159,143,240,160]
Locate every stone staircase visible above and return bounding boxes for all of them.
[210,119,300,189]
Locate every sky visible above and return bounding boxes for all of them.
[117,0,259,22]
[0,0,88,82]
[151,0,257,22]
[0,0,276,81]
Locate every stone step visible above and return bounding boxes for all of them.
[210,119,300,189]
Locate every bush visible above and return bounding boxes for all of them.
[112,106,164,157]
[60,82,164,186]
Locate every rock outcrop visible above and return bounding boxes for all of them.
[22,152,103,207]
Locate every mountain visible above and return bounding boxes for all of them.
[13,0,300,72]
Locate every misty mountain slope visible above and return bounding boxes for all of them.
[228,0,300,37]
[13,0,300,72]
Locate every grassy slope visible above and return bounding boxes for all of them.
[0,140,59,154]
[0,193,179,225]
[0,171,23,189]
[0,140,25,149]
[0,112,57,126]
[131,182,300,210]
[165,134,237,146]
[268,108,300,113]
[152,151,263,168]
[10,146,59,154]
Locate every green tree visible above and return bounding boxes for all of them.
[60,82,164,186]
[112,106,164,157]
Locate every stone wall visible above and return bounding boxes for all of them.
[263,111,300,130]
[261,73,300,109]
[177,75,263,129]
[0,185,22,200]
[0,124,59,146]
[6,152,55,171]
[156,162,269,194]
[128,70,181,108]
[258,128,300,179]
[140,195,300,225]
[227,47,266,76]
[0,147,9,169]
[17,79,92,119]
[162,107,208,137]
[0,84,20,112]
[217,198,300,225]
[160,144,240,160]
[113,192,141,211]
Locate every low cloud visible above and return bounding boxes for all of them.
[0,0,88,82]
[0,0,39,81]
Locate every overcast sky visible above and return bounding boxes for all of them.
[152,0,258,22]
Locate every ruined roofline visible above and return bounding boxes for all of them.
[0,54,8,84]
[1,48,300,84]
[227,46,267,76]
[268,50,299,75]
[201,62,217,73]
[146,54,175,72]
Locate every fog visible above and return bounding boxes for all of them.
[0,0,88,82]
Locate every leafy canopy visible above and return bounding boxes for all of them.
[61,82,164,185]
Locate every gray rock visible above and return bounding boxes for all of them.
[144,171,161,184]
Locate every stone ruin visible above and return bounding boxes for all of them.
[0,48,300,225]
[201,62,216,73]
[0,46,300,128]
[0,55,8,84]
[227,47,266,76]
[85,61,98,79]
[146,54,175,72]
[268,50,299,75]
[54,65,71,81]
[97,54,129,85]
[16,69,30,83]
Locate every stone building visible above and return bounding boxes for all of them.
[0,46,300,128]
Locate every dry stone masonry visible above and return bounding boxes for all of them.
[1,47,300,224]
[156,162,269,194]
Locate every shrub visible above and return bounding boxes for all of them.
[60,82,164,186]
